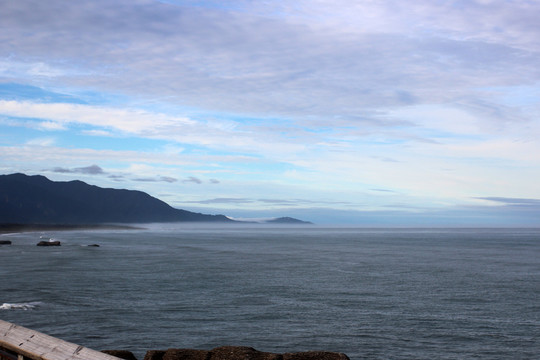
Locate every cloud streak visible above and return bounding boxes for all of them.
[133,176,178,183]
[182,176,203,185]
[50,164,105,175]
[475,197,540,206]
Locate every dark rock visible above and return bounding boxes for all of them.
[209,346,281,360]
[144,350,166,360]
[0,240,12,245]
[163,349,210,360]
[36,240,61,246]
[87,244,100,247]
[144,347,349,360]
[101,350,138,360]
[283,352,350,360]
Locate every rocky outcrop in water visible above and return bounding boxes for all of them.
[104,346,350,360]
[36,240,61,246]
[0,240,11,245]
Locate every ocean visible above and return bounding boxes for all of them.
[1,225,539,359]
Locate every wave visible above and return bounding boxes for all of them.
[0,301,43,310]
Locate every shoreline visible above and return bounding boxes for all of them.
[0,223,143,235]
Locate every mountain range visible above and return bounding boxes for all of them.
[0,173,311,225]
[0,173,232,224]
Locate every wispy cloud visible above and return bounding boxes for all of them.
[133,176,178,183]
[25,138,56,147]
[370,189,397,193]
[2,1,538,123]
[187,197,354,208]
[187,198,254,205]
[76,165,105,175]
[475,197,540,206]
[182,176,203,184]
[50,164,105,175]
[0,100,195,137]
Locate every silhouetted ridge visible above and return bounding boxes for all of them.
[0,173,232,224]
[265,217,312,224]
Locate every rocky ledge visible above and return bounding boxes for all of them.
[103,346,350,360]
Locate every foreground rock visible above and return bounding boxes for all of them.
[282,352,350,360]
[164,349,210,360]
[138,346,350,360]
[209,346,281,360]
[0,240,11,245]
[102,350,138,360]
[101,347,350,360]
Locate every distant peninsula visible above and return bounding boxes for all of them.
[0,173,311,226]
[265,217,313,224]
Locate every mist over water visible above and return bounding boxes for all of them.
[1,225,539,359]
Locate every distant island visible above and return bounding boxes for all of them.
[0,173,310,226]
[264,217,313,224]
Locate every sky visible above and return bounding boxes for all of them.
[1,0,540,226]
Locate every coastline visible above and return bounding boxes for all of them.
[0,223,143,235]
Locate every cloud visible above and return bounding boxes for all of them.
[132,177,158,182]
[2,0,537,176]
[2,0,538,124]
[186,198,254,205]
[38,121,66,130]
[75,164,105,174]
[0,100,309,159]
[160,176,178,183]
[0,144,254,169]
[51,167,72,173]
[50,164,105,175]
[0,100,195,137]
[133,176,178,183]
[186,197,354,207]
[182,176,203,184]
[82,129,113,137]
[108,174,125,181]
[475,197,540,206]
[370,189,397,193]
[257,198,306,206]
[258,198,354,207]
[209,179,220,184]
[25,137,56,147]
[1,0,538,157]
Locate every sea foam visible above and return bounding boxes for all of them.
[0,302,42,310]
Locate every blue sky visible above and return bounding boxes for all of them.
[1,0,539,225]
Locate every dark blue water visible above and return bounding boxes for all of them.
[1,226,539,359]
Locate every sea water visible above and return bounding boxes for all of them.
[1,225,539,359]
